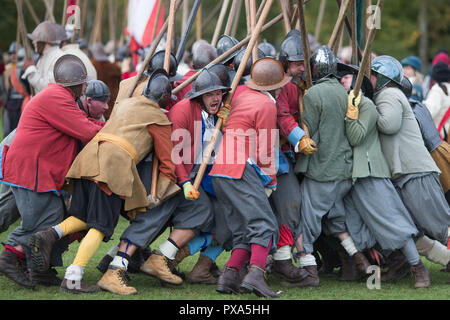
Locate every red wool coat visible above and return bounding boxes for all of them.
[0,84,103,194]
[168,98,203,185]
[210,87,278,188]
[276,81,300,146]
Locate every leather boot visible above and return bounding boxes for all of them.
[188,255,217,284]
[240,265,280,298]
[60,278,101,294]
[0,250,35,289]
[353,251,371,275]
[337,247,359,281]
[411,260,430,289]
[272,259,309,283]
[140,250,183,285]
[28,227,59,272]
[281,265,320,288]
[216,266,241,294]
[210,262,221,278]
[97,267,137,295]
[128,249,144,274]
[174,245,191,267]
[381,250,411,282]
[30,267,62,286]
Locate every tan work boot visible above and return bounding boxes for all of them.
[140,250,183,285]
[188,255,217,284]
[97,267,137,295]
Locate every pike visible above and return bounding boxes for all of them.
[336,0,363,61]
[327,0,351,53]
[176,0,202,64]
[353,0,383,97]
[192,0,275,190]
[211,0,230,46]
[173,10,285,96]
[151,0,178,200]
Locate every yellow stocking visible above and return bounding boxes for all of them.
[73,228,104,267]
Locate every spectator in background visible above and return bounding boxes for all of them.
[423,62,450,141]
[401,56,424,102]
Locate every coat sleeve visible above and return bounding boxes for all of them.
[168,104,192,185]
[147,124,177,183]
[423,85,443,120]
[43,99,103,145]
[302,91,320,137]
[345,97,379,147]
[276,90,305,146]
[376,93,403,135]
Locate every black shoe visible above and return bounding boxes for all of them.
[0,251,35,289]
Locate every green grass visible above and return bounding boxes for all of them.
[0,217,449,301]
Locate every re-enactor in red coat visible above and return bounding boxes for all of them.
[0,55,103,290]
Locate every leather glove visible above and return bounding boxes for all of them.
[346,89,362,120]
[182,181,200,201]
[299,136,318,155]
[217,104,231,130]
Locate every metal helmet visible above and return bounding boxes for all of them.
[258,39,276,58]
[400,76,413,99]
[371,55,404,92]
[286,29,301,39]
[216,35,239,65]
[85,80,111,102]
[207,64,232,87]
[145,50,182,82]
[53,54,88,87]
[279,35,304,71]
[27,21,63,45]
[246,57,292,91]
[192,40,217,70]
[186,68,231,100]
[17,47,26,62]
[90,42,110,62]
[234,47,266,77]
[310,45,337,82]
[337,62,374,100]
[54,23,70,43]
[142,69,172,104]
[8,42,20,54]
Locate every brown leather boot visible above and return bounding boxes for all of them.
[411,260,430,289]
[272,259,309,283]
[0,251,35,289]
[216,266,241,294]
[353,251,371,275]
[187,255,217,284]
[174,245,191,267]
[60,278,101,294]
[337,248,360,281]
[240,265,280,298]
[210,262,221,278]
[381,250,411,282]
[281,265,320,288]
[28,227,59,273]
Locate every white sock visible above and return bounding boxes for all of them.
[64,264,84,281]
[299,254,317,267]
[416,235,450,266]
[273,245,291,261]
[159,240,179,260]
[52,225,64,239]
[447,227,450,239]
[110,255,129,270]
[341,237,358,256]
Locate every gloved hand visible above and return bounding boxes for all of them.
[298,136,318,155]
[182,182,200,201]
[217,104,231,130]
[346,89,362,120]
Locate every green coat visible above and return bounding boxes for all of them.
[345,96,391,182]
[295,77,353,181]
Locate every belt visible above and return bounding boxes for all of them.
[92,132,139,163]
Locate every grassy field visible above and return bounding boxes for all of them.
[0,217,449,301]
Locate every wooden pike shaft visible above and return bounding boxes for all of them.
[353,0,383,96]
[314,0,326,40]
[211,0,230,46]
[193,0,274,190]
[327,0,351,50]
[224,0,238,35]
[297,0,312,88]
[173,9,285,96]
[249,0,258,61]
[24,0,40,25]
[152,0,178,199]
[280,0,292,34]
